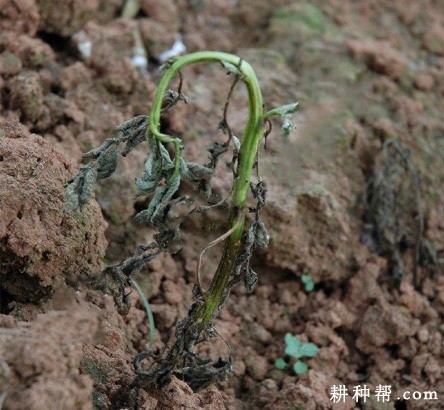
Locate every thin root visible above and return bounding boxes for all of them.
[214,327,234,353]
[263,119,272,150]
[191,189,233,214]
[196,219,242,294]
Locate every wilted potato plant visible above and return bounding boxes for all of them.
[64,51,297,391]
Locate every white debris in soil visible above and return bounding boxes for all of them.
[157,35,186,63]
[131,46,149,76]
[73,30,92,60]
[130,28,149,77]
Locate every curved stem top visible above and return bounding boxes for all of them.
[148,51,265,213]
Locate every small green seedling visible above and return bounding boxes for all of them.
[275,333,318,375]
[301,273,314,292]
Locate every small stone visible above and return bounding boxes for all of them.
[417,327,429,343]
[414,72,435,91]
[140,0,180,30]
[261,378,278,391]
[250,323,272,344]
[349,39,407,80]
[423,23,444,55]
[279,288,297,306]
[9,71,45,123]
[37,0,100,37]
[0,120,106,303]
[398,337,418,359]
[245,355,268,381]
[372,118,397,141]
[59,62,92,91]
[0,0,40,35]
[138,18,176,58]
[0,51,22,76]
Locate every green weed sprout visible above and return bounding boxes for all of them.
[275,333,318,375]
[301,273,314,292]
[64,51,298,391]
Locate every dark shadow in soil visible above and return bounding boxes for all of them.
[395,400,408,410]
[251,253,295,285]
[0,286,14,314]
[38,32,71,54]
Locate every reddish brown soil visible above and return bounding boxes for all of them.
[0,1,443,409]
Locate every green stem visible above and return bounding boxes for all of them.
[121,0,140,19]
[129,277,156,348]
[149,51,265,328]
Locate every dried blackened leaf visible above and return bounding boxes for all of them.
[82,139,118,159]
[198,179,212,199]
[244,221,256,248]
[232,222,255,276]
[154,228,182,253]
[180,159,213,181]
[133,209,151,225]
[282,116,293,138]
[109,243,160,277]
[97,150,119,179]
[136,177,158,197]
[419,239,441,267]
[364,139,426,286]
[118,115,149,156]
[63,177,80,213]
[232,252,249,277]
[117,115,148,133]
[136,148,162,196]
[90,269,131,315]
[163,90,189,106]
[149,174,181,220]
[208,142,229,169]
[94,243,161,315]
[218,118,229,134]
[250,181,267,209]
[134,174,181,225]
[231,217,269,291]
[159,144,175,171]
[175,357,233,391]
[63,163,99,212]
[192,284,203,299]
[79,165,98,206]
[244,268,258,293]
[122,126,147,156]
[254,219,269,248]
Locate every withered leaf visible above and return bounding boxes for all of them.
[208,141,229,169]
[134,173,181,225]
[79,165,98,206]
[82,139,118,160]
[244,268,258,293]
[63,177,80,213]
[121,126,147,156]
[281,116,293,138]
[159,144,175,171]
[136,146,162,196]
[97,150,119,179]
[254,219,269,249]
[180,159,213,181]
